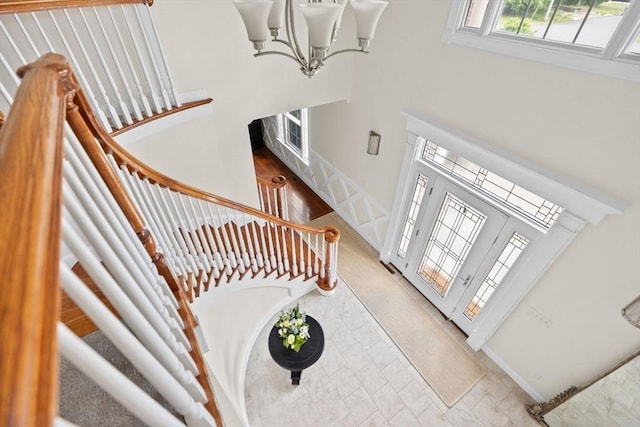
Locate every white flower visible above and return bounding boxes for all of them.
[287,334,295,344]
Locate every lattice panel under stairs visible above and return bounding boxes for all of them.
[262,116,389,251]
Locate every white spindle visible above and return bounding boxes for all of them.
[78,8,132,125]
[154,184,202,278]
[66,136,182,324]
[196,199,224,275]
[298,230,305,276]
[13,15,39,58]
[62,9,122,129]
[120,4,162,114]
[213,205,239,274]
[280,224,290,273]
[54,417,79,427]
[59,266,215,427]
[222,206,246,274]
[92,7,143,121]
[185,196,215,269]
[290,228,298,276]
[57,323,187,427]
[170,191,211,276]
[61,219,205,402]
[249,219,264,270]
[107,5,153,117]
[314,234,320,274]
[136,3,180,106]
[0,20,29,64]
[207,203,235,275]
[272,188,280,218]
[118,166,189,280]
[133,4,171,110]
[47,10,112,131]
[306,231,313,277]
[232,210,251,269]
[263,184,273,216]
[62,185,196,374]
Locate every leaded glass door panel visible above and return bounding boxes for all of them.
[403,177,508,320]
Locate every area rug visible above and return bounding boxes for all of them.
[308,212,486,407]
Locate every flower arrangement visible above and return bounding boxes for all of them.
[275,302,310,352]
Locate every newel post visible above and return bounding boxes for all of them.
[316,226,340,296]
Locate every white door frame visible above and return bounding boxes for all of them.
[381,113,623,350]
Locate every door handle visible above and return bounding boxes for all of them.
[458,274,472,287]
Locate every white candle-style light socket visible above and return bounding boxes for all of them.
[233,0,274,43]
[351,0,388,41]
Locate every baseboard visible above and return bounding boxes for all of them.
[482,345,547,403]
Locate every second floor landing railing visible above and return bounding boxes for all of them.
[0,52,340,425]
[0,0,211,135]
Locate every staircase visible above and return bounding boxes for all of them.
[0,13,340,426]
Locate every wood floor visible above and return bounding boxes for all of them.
[252,148,332,224]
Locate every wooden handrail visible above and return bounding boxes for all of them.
[69,78,340,240]
[109,98,214,137]
[0,0,153,14]
[256,175,287,189]
[0,53,76,427]
[64,63,225,426]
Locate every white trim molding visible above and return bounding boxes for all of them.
[443,0,640,82]
[401,111,626,225]
[262,116,390,251]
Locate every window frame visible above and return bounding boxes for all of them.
[276,108,310,164]
[443,0,640,82]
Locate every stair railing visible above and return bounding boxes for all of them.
[0,0,211,134]
[256,175,289,220]
[1,53,221,426]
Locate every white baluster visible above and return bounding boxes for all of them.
[290,228,298,276]
[107,5,153,117]
[219,206,245,274]
[62,9,122,129]
[232,210,251,269]
[66,136,182,324]
[207,203,234,276]
[136,3,181,106]
[306,231,313,277]
[62,184,195,371]
[59,267,215,426]
[280,222,290,273]
[46,10,112,131]
[61,222,204,402]
[92,7,143,121]
[196,199,224,277]
[78,8,132,125]
[57,323,187,427]
[119,4,161,114]
[133,4,171,110]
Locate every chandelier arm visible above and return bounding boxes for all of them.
[272,38,294,49]
[255,50,304,65]
[286,0,307,66]
[323,48,368,61]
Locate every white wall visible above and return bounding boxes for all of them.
[309,1,640,399]
[127,0,354,207]
[129,0,640,400]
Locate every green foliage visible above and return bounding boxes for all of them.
[502,17,534,34]
[503,0,544,16]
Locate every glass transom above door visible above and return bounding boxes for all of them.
[417,192,487,297]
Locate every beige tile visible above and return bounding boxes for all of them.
[371,383,406,420]
[389,407,421,427]
[398,380,433,416]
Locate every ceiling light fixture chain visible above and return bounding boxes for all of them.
[233,0,388,77]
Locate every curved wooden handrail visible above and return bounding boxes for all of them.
[256,174,287,189]
[0,53,76,427]
[0,0,153,15]
[69,79,340,240]
[109,98,214,138]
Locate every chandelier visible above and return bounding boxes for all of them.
[233,0,388,77]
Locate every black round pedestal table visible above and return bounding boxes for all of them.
[268,315,324,385]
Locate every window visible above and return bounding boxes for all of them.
[277,109,309,163]
[445,0,640,81]
[420,139,562,229]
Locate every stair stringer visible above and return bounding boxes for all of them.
[190,275,318,427]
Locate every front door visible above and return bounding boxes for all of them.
[396,175,508,332]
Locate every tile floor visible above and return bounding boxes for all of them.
[244,275,541,427]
